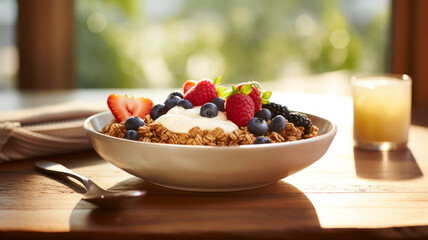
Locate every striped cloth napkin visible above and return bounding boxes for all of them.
[0,101,106,162]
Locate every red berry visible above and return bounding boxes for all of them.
[225,93,255,128]
[107,94,153,122]
[237,83,262,113]
[184,79,219,106]
[182,80,197,94]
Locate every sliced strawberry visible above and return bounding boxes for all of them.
[107,94,153,122]
[183,79,219,106]
[183,80,197,94]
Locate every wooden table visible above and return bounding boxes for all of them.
[1,89,428,239]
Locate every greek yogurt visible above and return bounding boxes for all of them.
[155,106,238,133]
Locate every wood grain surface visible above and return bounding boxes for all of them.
[1,90,428,240]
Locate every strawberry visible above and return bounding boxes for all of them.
[183,78,219,106]
[224,85,255,128]
[107,94,153,122]
[237,82,271,113]
[182,80,197,94]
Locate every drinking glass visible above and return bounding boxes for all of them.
[352,74,412,151]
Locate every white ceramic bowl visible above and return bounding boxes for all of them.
[84,111,337,192]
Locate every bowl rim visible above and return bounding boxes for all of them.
[84,111,337,150]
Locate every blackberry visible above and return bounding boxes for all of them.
[287,112,312,134]
[262,102,289,119]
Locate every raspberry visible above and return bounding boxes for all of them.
[225,93,255,128]
[262,102,290,118]
[237,83,261,113]
[287,112,312,134]
[184,79,219,106]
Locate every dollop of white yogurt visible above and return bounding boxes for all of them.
[155,106,238,133]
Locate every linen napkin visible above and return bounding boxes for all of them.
[0,101,107,162]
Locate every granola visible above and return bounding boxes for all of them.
[102,115,319,146]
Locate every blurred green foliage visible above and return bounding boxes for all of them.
[75,0,390,88]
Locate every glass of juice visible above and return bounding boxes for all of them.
[352,74,412,151]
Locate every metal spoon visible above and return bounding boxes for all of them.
[35,161,146,208]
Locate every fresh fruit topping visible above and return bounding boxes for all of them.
[124,116,145,131]
[183,80,197,94]
[254,136,272,144]
[247,117,268,136]
[237,82,271,113]
[124,130,139,141]
[288,112,312,134]
[211,97,225,112]
[200,102,218,118]
[164,96,180,111]
[254,108,271,121]
[224,85,255,128]
[270,115,286,133]
[168,91,184,99]
[183,78,220,106]
[107,94,153,122]
[262,102,290,118]
[237,83,260,112]
[150,104,167,120]
[177,99,193,109]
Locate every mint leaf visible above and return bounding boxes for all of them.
[213,76,222,86]
[261,91,272,100]
[241,83,252,95]
[216,86,227,94]
[216,86,228,98]
[232,85,238,93]
[261,98,270,104]
[223,90,233,99]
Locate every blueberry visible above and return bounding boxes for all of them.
[255,108,272,121]
[124,116,145,131]
[200,103,218,118]
[254,136,272,144]
[150,104,167,120]
[270,115,286,133]
[168,91,183,99]
[177,99,193,109]
[247,117,268,136]
[164,96,180,110]
[124,130,139,141]
[211,97,225,112]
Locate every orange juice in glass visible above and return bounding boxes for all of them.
[352,74,412,151]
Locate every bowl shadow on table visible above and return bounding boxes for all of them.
[353,147,423,180]
[69,178,321,237]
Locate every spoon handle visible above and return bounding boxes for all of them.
[35,161,93,190]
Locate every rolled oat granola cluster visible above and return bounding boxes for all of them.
[102,115,319,146]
